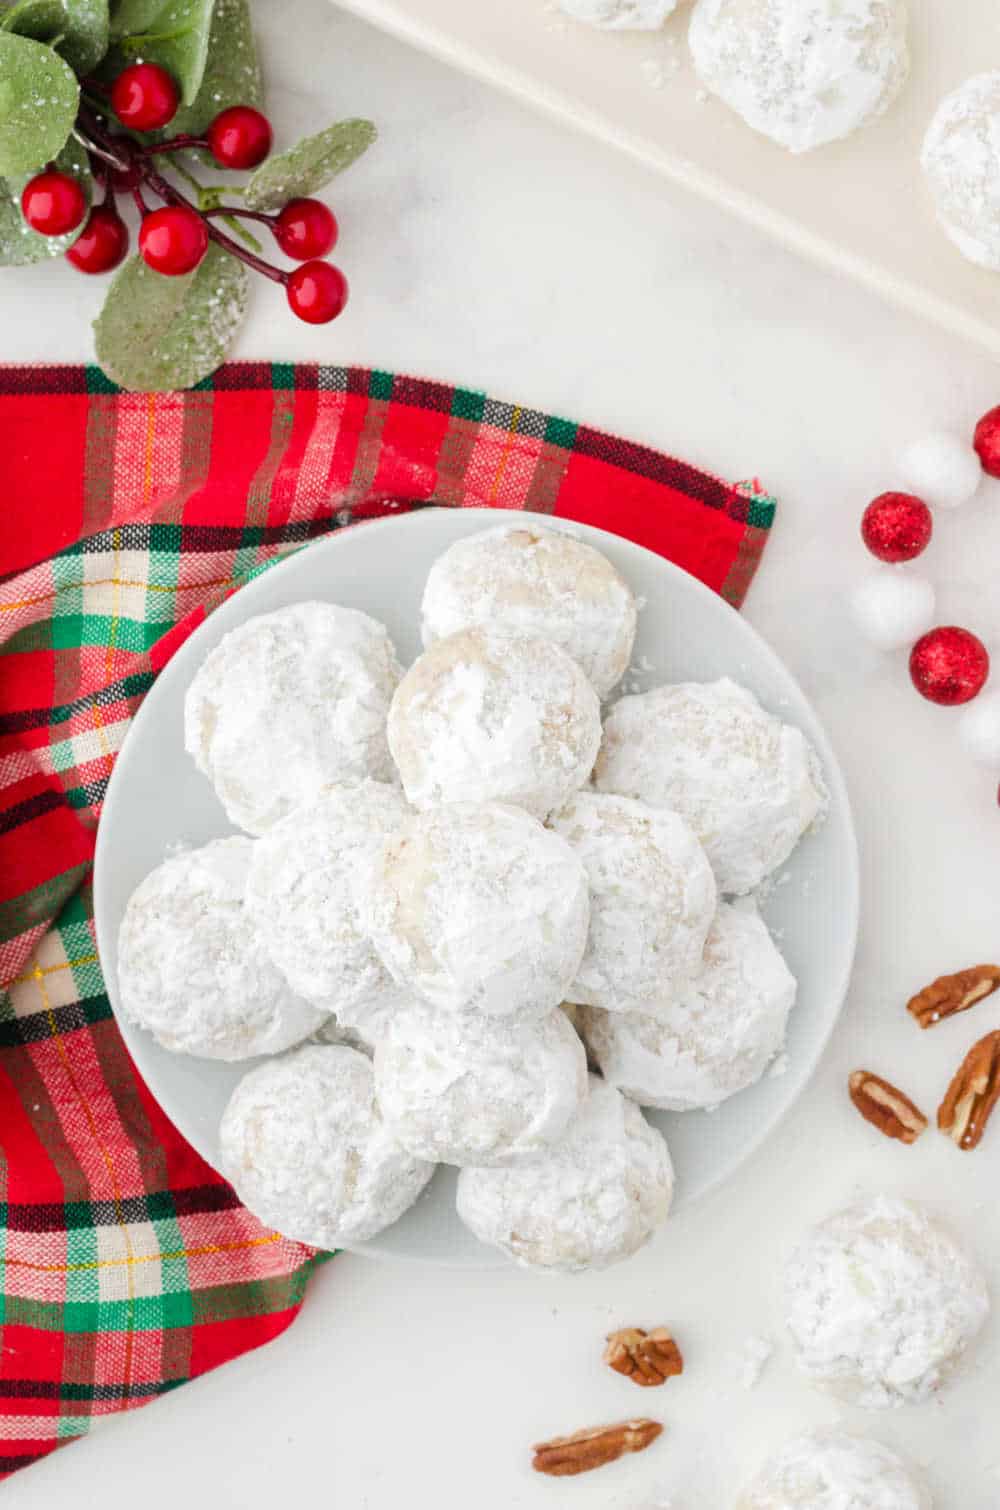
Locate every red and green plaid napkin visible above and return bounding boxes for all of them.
[0,361,775,1479]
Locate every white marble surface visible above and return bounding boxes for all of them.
[7,3,1000,1506]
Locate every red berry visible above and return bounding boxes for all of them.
[285,261,348,324]
[274,198,338,260]
[206,106,273,169]
[138,205,208,276]
[860,492,933,564]
[973,405,1000,479]
[66,206,130,274]
[21,171,87,236]
[111,63,179,131]
[909,626,990,706]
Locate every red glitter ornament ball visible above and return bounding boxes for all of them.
[909,627,990,706]
[861,492,933,563]
[973,406,1000,478]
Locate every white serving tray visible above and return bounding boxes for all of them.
[336,0,1000,357]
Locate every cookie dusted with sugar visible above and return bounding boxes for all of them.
[549,792,716,1011]
[387,627,601,820]
[735,1430,931,1510]
[219,1044,434,1248]
[456,1076,673,1271]
[558,0,679,28]
[185,601,402,834]
[579,900,796,1110]
[245,780,409,1018]
[374,1006,588,1167]
[117,837,326,1060]
[784,1196,989,1408]
[688,0,910,154]
[595,677,825,894]
[922,73,1000,271]
[368,801,590,1018]
[420,524,637,697]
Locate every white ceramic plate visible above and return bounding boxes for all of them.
[335,0,1000,359]
[93,509,858,1267]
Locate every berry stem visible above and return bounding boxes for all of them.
[203,205,276,229]
[138,135,208,157]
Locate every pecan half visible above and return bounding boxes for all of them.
[532,1419,663,1477]
[848,1071,927,1144]
[907,965,1000,1029]
[604,1327,684,1387]
[938,1031,1000,1150]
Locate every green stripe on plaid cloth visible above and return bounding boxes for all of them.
[0,362,776,1479]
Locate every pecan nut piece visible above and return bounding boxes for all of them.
[604,1327,684,1386]
[907,965,1000,1029]
[848,1071,927,1144]
[532,1419,662,1477]
[938,1031,1000,1150]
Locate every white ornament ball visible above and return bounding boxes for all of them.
[897,430,981,511]
[958,691,1000,768]
[849,568,935,651]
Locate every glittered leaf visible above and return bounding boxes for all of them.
[0,0,110,77]
[0,31,79,176]
[243,119,376,212]
[164,0,261,141]
[0,135,92,265]
[93,241,248,391]
[107,0,216,105]
[108,0,167,38]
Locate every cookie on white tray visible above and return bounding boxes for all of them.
[735,1429,931,1510]
[559,0,678,29]
[922,72,1000,271]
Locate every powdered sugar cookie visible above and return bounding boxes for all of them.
[420,525,637,696]
[387,627,601,820]
[784,1196,989,1408]
[374,1006,587,1166]
[688,0,909,154]
[595,678,825,894]
[117,837,325,1060]
[368,802,590,1018]
[185,601,401,834]
[736,1430,931,1510]
[559,0,678,28]
[549,792,716,1010]
[579,900,795,1109]
[922,72,1000,270]
[456,1076,673,1271]
[219,1044,434,1248]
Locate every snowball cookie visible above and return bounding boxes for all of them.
[420,525,637,697]
[735,1430,931,1510]
[784,1196,989,1408]
[922,73,1000,270]
[456,1076,673,1271]
[368,802,590,1018]
[185,601,402,834]
[550,792,716,1010]
[220,1045,434,1248]
[595,678,825,894]
[117,837,326,1060]
[245,780,408,1016]
[579,900,796,1110]
[558,0,678,28]
[689,0,910,154]
[387,627,601,820]
[374,1007,588,1167]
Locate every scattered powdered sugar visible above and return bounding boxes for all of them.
[367,802,590,1018]
[456,1076,673,1271]
[245,781,409,1016]
[184,601,402,834]
[768,1050,789,1078]
[595,678,826,895]
[420,524,637,697]
[387,627,601,820]
[736,1429,931,1509]
[688,0,910,154]
[733,1333,774,1390]
[550,792,716,1010]
[578,900,796,1110]
[117,837,326,1059]
[922,72,1000,270]
[784,1196,990,1408]
[374,1005,587,1166]
[556,0,678,28]
[219,1045,434,1248]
